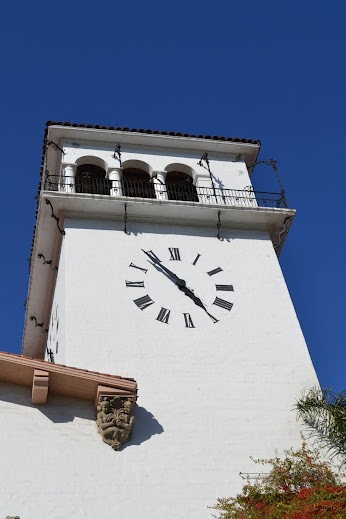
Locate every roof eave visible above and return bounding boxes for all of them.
[0,351,137,407]
[46,124,261,168]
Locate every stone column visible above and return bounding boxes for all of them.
[152,170,168,201]
[62,163,76,194]
[107,168,123,196]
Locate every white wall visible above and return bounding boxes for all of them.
[62,142,252,191]
[11,216,319,519]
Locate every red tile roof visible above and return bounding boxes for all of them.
[45,120,261,145]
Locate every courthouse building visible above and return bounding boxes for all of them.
[0,122,318,518]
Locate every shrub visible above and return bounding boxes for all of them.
[211,443,346,518]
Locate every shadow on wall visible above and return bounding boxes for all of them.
[0,382,164,446]
[67,217,271,245]
[128,405,164,447]
[0,382,95,422]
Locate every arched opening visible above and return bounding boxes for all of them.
[122,168,155,199]
[75,164,110,195]
[165,171,199,202]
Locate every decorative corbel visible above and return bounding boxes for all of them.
[95,385,135,451]
[32,369,49,405]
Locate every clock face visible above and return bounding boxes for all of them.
[125,246,234,328]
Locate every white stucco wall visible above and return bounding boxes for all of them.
[1,218,319,519]
[62,142,252,192]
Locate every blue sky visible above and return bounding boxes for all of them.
[0,1,345,393]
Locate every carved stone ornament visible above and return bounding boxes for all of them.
[96,396,135,451]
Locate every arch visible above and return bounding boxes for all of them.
[121,159,152,175]
[122,166,155,199]
[75,159,110,195]
[164,162,196,180]
[164,164,198,202]
[76,155,107,171]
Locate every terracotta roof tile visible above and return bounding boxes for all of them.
[45,120,261,145]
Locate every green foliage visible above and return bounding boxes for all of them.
[295,388,346,464]
[211,443,346,519]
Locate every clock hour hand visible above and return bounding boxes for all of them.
[179,285,217,322]
[178,285,206,310]
[141,249,186,288]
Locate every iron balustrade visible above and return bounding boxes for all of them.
[43,175,288,209]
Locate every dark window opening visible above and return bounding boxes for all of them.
[165,171,198,202]
[123,168,155,199]
[75,164,111,195]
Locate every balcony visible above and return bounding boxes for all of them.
[44,175,288,209]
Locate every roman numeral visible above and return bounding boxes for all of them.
[133,295,154,310]
[125,281,145,288]
[213,297,233,311]
[216,284,234,292]
[183,313,195,328]
[207,267,223,276]
[156,307,170,324]
[192,254,201,265]
[129,262,148,274]
[169,248,181,261]
[143,250,161,264]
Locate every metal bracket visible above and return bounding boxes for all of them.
[217,210,221,240]
[197,151,210,170]
[46,348,54,363]
[273,216,293,249]
[198,152,218,203]
[44,168,51,182]
[250,158,288,209]
[124,203,129,234]
[44,139,65,155]
[45,199,65,235]
[30,316,48,334]
[43,168,54,192]
[239,472,268,480]
[112,144,123,166]
[38,253,58,272]
[150,173,164,185]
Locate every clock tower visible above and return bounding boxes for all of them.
[14,122,319,518]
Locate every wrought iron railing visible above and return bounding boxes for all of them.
[43,176,288,209]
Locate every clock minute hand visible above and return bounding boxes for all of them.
[141,249,186,288]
